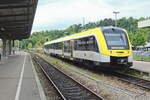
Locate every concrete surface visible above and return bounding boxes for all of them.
[132,61,150,73]
[0,52,41,100]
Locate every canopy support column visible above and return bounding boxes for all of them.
[2,39,7,57]
[8,40,12,55]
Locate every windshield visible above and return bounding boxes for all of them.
[103,28,129,50]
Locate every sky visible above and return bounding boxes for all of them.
[32,0,150,32]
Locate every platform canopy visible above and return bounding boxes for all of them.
[138,19,150,28]
[0,0,38,40]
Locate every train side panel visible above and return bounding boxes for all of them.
[44,27,133,68]
[73,51,101,62]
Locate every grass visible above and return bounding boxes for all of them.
[117,68,141,77]
[41,56,144,100]
[42,56,117,100]
[133,55,150,61]
[26,49,44,54]
[42,54,149,81]
[116,67,150,81]
[40,55,150,100]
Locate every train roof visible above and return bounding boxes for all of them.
[44,26,126,45]
[44,27,100,45]
[101,26,125,31]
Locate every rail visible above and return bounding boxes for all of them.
[32,54,104,100]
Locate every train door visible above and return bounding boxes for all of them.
[70,40,74,58]
[62,42,64,57]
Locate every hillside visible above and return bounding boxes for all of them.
[21,17,150,49]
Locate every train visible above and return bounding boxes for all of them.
[44,26,133,68]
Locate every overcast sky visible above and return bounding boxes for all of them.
[32,0,150,32]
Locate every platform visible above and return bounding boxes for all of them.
[131,61,150,76]
[0,52,45,100]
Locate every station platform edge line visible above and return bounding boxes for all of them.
[30,54,47,100]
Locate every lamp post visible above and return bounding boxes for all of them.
[113,11,119,27]
[83,17,85,29]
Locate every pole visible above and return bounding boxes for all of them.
[83,17,85,29]
[113,11,119,27]
[8,40,11,55]
[18,40,20,51]
[12,40,15,54]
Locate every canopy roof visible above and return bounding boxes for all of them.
[0,0,38,40]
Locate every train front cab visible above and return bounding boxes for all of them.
[97,27,133,68]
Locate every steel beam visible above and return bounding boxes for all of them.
[0,4,33,9]
[0,0,27,4]
[0,19,29,23]
[0,13,32,17]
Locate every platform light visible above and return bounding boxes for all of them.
[0,27,5,31]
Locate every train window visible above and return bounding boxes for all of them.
[44,45,48,49]
[64,41,70,52]
[103,28,129,50]
[60,42,63,49]
[53,43,55,49]
[87,36,99,52]
[49,44,52,49]
[45,42,62,50]
[53,44,55,49]
[74,39,82,50]
[51,44,54,49]
[54,43,59,50]
[77,40,82,50]
[50,44,52,49]
[74,40,77,49]
[74,36,99,52]
[57,42,62,49]
[50,44,51,49]
[55,43,57,49]
[81,39,86,50]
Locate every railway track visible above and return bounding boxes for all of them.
[32,54,104,100]
[48,55,150,91]
[82,63,150,90]
[106,71,150,90]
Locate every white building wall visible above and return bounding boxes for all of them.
[138,19,150,28]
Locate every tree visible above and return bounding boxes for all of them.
[21,17,150,49]
[27,43,32,49]
[132,31,146,46]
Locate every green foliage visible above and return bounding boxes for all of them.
[133,55,150,61]
[21,17,149,49]
[27,43,32,48]
[131,31,146,46]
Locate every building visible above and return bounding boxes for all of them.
[134,19,150,50]
[138,19,150,28]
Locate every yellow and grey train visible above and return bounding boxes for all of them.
[44,26,133,68]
